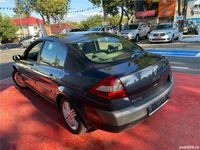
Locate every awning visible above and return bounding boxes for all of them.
[136,10,156,17]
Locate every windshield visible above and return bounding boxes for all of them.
[88,27,101,31]
[72,35,142,63]
[156,24,172,30]
[123,24,139,30]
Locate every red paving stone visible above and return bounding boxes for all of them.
[0,72,200,150]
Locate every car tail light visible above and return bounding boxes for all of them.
[89,76,127,100]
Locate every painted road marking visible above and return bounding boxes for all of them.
[171,66,189,70]
[145,49,200,57]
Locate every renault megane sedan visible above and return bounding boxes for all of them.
[12,32,174,134]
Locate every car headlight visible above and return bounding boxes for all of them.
[166,32,171,35]
[128,32,136,37]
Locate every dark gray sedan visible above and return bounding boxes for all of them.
[12,32,174,134]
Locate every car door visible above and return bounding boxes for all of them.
[138,24,143,37]
[174,23,179,38]
[33,40,67,100]
[20,41,44,89]
[139,24,146,37]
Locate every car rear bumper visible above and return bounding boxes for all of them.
[92,80,174,132]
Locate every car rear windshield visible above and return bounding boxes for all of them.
[72,35,143,63]
[156,24,172,30]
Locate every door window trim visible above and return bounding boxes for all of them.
[23,40,44,63]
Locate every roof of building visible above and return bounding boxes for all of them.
[50,23,76,34]
[13,17,43,25]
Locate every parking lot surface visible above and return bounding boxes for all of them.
[0,72,200,150]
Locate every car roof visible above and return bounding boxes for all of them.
[46,32,118,44]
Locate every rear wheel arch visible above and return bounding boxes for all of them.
[55,89,92,131]
[55,92,90,132]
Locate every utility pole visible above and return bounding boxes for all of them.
[101,0,107,23]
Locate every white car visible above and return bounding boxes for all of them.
[190,4,200,16]
[120,23,150,42]
[19,35,39,48]
[148,23,179,43]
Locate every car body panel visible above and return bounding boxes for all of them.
[13,32,174,133]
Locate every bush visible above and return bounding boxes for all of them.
[0,15,18,43]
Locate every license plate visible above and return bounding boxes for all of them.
[147,97,168,116]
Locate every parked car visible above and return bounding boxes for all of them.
[148,23,179,43]
[183,21,193,34]
[88,26,114,33]
[190,4,200,16]
[61,28,87,34]
[120,22,150,42]
[12,32,174,134]
[19,35,39,48]
[195,23,200,34]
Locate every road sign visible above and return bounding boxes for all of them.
[176,16,184,21]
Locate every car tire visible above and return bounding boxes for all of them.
[60,97,86,134]
[135,34,140,42]
[146,32,150,39]
[12,70,27,88]
[191,10,194,16]
[170,35,174,43]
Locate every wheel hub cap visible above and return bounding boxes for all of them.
[62,101,78,130]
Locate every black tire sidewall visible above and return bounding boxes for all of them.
[135,35,139,42]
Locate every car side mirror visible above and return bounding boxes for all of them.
[13,55,23,61]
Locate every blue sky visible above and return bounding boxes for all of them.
[0,0,102,22]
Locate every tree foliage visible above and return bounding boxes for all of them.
[89,0,135,30]
[80,15,103,29]
[80,14,127,29]
[14,0,69,24]
[0,15,18,42]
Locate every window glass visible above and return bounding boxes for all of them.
[73,36,142,63]
[55,44,67,68]
[123,24,139,30]
[26,42,43,61]
[156,24,172,30]
[40,41,66,67]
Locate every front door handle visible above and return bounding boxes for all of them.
[49,73,55,79]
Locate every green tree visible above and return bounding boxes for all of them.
[80,15,103,29]
[0,15,18,42]
[89,0,135,31]
[14,0,32,17]
[14,0,69,24]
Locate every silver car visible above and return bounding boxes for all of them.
[148,23,179,43]
[19,35,39,48]
[120,23,150,42]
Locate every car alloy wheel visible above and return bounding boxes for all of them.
[13,70,26,88]
[60,98,86,134]
[62,101,79,130]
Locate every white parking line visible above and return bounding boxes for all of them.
[171,66,189,70]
